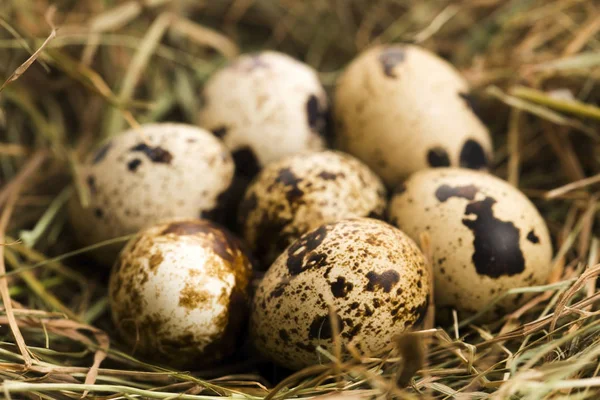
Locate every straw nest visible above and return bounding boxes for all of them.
[1,1,600,399]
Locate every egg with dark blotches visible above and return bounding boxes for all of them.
[109,219,253,368]
[238,151,387,268]
[198,51,328,178]
[250,218,429,370]
[388,168,553,316]
[68,123,235,266]
[334,44,493,188]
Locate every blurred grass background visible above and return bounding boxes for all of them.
[2,0,600,398]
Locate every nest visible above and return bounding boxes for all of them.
[1,0,600,398]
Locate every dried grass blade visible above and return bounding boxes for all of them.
[170,16,239,59]
[511,86,600,122]
[0,151,47,367]
[105,12,173,136]
[0,7,57,93]
[485,86,596,137]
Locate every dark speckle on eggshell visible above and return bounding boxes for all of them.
[435,184,479,202]
[459,139,487,170]
[127,158,142,172]
[286,225,329,276]
[211,126,228,139]
[427,147,451,167]
[130,143,173,164]
[275,167,304,203]
[527,230,540,244]
[330,276,354,298]
[462,197,525,278]
[250,218,429,370]
[379,47,406,78]
[92,142,112,164]
[317,171,341,181]
[365,270,400,293]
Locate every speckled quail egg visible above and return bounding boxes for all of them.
[334,44,493,188]
[109,218,253,368]
[388,168,553,316]
[198,51,328,178]
[238,151,387,268]
[68,123,235,266]
[250,218,429,370]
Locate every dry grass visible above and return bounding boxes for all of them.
[1,0,600,398]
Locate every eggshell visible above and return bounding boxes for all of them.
[238,151,387,267]
[250,218,429,370]
[68,123,234,265]
[199,51,328,177]
[334,44,493,187]
[388,168,553,316]
[109,219,253,368]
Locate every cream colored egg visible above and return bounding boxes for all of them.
[238,151,387,267]
[250,218,429,370]
[388,168,552,316]
[199,51,328,177]
[334,44,493,187]
[109,219,253,368]
[68,123,234,266]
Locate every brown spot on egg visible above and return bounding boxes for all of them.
[92,142,112,164]
[527,229,540,244]
[279,329,290,343]
[286,225,329,276]
[330,276,354,298]
[379,46,406,78]
[211,126,228,138]
[130,143,173,164]
[317,171,342,180]
[427,147,451,167]
[459,139,487,170]
[365,270,400,293]
[178,282,211,310]
[275,167,304,203]
[148,252,163,271]
[127,158,142,172]
[270,281,288,299]
[435,184,479,202]
[462,197,525,278]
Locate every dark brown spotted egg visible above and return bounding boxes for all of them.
[334,44,493,188]
[109,219,253,368]
[238,151,387,268]
[250,218,429,370]
[388,168,553,316]
[198,51,328,178]
[68,123,234,266]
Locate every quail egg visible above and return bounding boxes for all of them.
[388,168,553,316]
[198,51,328,178]
[238,151,387,267]
[109,218,253,368]
[334,44,493,187]
[250,218,429,370]
[68,123,234,266]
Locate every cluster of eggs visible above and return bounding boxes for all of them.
[69,45,553,370]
